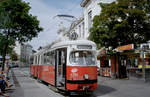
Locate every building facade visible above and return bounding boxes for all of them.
[80,0,115,39]
[64,0,116,40]
[68,17,85,39]
[14,42,33,67]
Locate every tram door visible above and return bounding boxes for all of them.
[56,48,67,87]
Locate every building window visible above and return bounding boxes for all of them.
[88,10,92,30]
[79,25,81,38]
[82,22,85,38]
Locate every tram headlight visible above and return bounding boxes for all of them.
[84,74,89,80]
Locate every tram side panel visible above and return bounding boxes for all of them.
[40,65,55,86]
[38,65,42,80]
[32,65,36,77]
[66,66,98,91]
[34,65,38,78]
[41,65,49,83]
[49,65,55,86]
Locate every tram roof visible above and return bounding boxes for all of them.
[34,39,96,56]
[51,39,96,49]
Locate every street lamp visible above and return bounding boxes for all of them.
[141,45,149,82]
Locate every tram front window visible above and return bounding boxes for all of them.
[70,51,96,66]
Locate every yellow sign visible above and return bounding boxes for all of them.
[117,44,134,51]
[138,65,150,69]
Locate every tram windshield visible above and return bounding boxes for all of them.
[70,51,96,66]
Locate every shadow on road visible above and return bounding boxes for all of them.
[94,85,116,96]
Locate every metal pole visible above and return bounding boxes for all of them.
[142,50,146,82]
[113,52,117,79]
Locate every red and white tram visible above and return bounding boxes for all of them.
[30,39,98,93]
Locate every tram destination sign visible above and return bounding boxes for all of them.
[77,45,92,49]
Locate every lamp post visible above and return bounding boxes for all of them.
[141,49,146,81]
[141,45,149,82]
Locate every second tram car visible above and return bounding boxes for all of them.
[30,39,98,93]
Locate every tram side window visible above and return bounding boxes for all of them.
[41,54,44,65]
[35,56,37,65]
[49,52,52,65]
[50,51,55,66]
[43,52,52,65]
[45,53,50,65]
[33,56,35,65]
[38,55,40,65]
[47,52,51,65]
[44,53,47,65]
[43,51,55,66]
[48,51,55,66]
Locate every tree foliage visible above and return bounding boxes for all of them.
[10,50,18,61]
[89,0,150,49]
[0,35,15,55]
[0,0,43,42]
[0,0,43,70]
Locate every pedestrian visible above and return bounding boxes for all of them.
[0,75,9,97]
[0,72,13,89]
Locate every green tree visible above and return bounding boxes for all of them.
[10,51,18,61]
[0,34,15,56]
[0,0,43,71]
[89,0,150,49]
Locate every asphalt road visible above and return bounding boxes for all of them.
[9,68,150,97]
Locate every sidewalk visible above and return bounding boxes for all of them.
[5,69,16,97]
[8,68,63,97]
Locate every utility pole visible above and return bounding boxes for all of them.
[141,45,149,82]
[142,50,146,81]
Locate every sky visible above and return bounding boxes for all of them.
[24,0,83,50]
